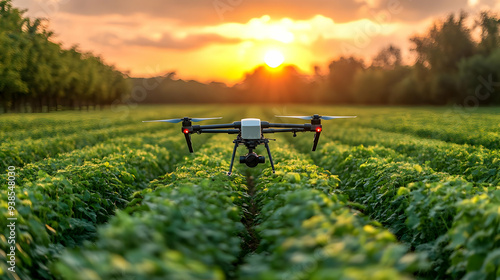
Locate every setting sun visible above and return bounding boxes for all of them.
[264,50,285,68]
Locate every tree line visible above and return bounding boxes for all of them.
[1,0,499,111]
[0,0,130,113]
[345,11,500,105]
[136,11,500,106]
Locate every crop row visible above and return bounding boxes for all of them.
[46,134,425,280]
[54,134,248,279]
[19,132,187,179]
[0,105,224,132]
[1,107,240,279]
[320,126,500,185]
[0,123,174,170]
[289,132,500,279]
[0,113,106,131]
[357,117,500,150]
[0,107,161,131]
[1,117,136,142]
[0,106,217,142]
[238,140,422,279]
[302,105,500,149]
[0,130,190,279]
[0,104,225,170]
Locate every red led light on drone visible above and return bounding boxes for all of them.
[316,127,322,133]
[183,129,190,134]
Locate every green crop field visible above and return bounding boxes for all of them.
[1,105,500,280]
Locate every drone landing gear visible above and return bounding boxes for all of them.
[264,141,275,173]
[228,141,239,176]
[227,137,276,175]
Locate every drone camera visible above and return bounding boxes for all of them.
[240,152,265,168]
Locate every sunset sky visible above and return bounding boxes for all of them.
[11,0,500,84]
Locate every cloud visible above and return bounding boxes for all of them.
[10,0,495,82]
[14,0,493,30]
[310,28,415,62]
[104,19,141,27]
[125,32,241,50]
[55,0,486,26]
[201,15,402,47]
[57,0,362,24]
[90,32,122,47]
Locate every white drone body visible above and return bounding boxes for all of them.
[241,118,262,140]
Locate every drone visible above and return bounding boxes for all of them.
[143,115,356,175]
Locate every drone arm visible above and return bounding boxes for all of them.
[267,123,311,129]
[193,122,240,131]
[197,129,240,134]
[262,128,306,134]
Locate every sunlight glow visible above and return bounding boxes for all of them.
[70,13,406,82]
[269,25,295,43]
[264,50,285,68]
[468,0,479,6]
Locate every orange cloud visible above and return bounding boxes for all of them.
[124,33,241,50]
[52,0,491,24]
[11,0,497,84]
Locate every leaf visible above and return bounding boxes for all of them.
[45,224,57,235]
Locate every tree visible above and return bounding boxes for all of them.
[0,0,24,32]
[352,66,411,104]
[238,65,309,103]
[371,45,402,70]
[389,71,424,105]
[410,12,475,73]
[458,49,500,105]
[20,18,58,112]
[326,57,364,103]
[0,32,28,111]
[476,11,500,55]
[0,0,28,112]
[0,0,131,112]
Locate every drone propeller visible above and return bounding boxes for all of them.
[143,117,221,154]
[320,116,357,120]
[276,114,355,152]
[143,117,222,123]
[276,115,357,120]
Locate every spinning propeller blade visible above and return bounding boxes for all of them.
[143,117,222,123]
[143,117,221,153]
[275,115,314,120]
[191,117,223,122]
[320,116,357,120]
[276,114,356,151]
[142,119,183,123]
[276,115,356,120]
